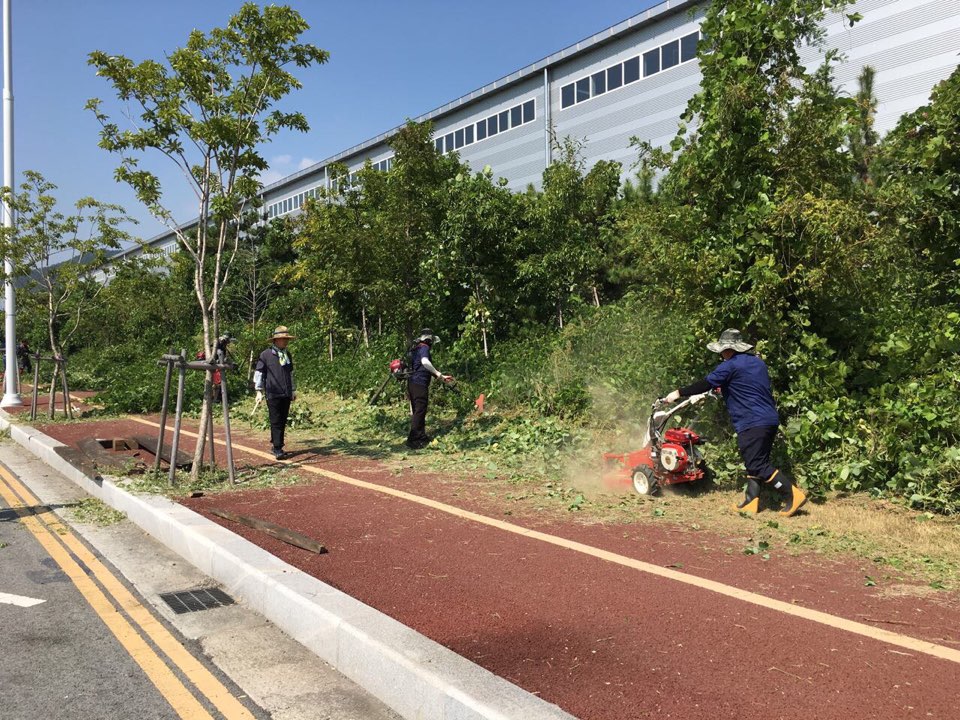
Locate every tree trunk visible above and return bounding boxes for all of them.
[190,266,213,480]
[192,374,214,479]
[592,286,601,308]
[47,365,57,420]
[328,330,334,362]
[557,301,564,330]
[378,315,382,336]
[47,305,61,419]
[475,284,489,358]
[361,306,369,348]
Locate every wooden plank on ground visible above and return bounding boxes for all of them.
[53,446,103,483]
[133,434,193,468]
[208,507,327,555]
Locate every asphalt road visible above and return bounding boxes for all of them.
[0,441,400,720]
[0,484,211,720]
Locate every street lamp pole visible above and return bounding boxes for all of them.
[1,0,19,408]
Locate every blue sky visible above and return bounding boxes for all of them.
[13,0,658,240]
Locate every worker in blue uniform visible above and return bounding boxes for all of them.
[663,329,807,516]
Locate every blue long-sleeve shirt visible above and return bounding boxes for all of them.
[703,353,781,433]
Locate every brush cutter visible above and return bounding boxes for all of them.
[602,391,717,496]
[368,357,460,406]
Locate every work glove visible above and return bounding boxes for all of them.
[255,390,264,405]
[664,389,681,404]
[441,374,454,384]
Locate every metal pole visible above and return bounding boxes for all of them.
[206,403,216,468]
[154,356,173,471]
[0,0,19,408]
[168,350,186,486]
[29,351,37,420]
[47,362,57,419]
[219,364,236,484]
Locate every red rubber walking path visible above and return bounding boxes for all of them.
[39,417,960,719]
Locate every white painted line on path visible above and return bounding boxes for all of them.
[0,591,46,608]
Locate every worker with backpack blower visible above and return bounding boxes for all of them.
[662,329,807,517]
[406,328,454,449]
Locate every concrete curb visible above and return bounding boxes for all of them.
[0,412,575,720]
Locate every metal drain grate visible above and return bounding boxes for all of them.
[159,587,235,614]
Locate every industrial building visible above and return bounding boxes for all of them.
[135,0,960,257]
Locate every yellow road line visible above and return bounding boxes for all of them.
[132,416,960,665]
[0,464,255,720]
[0,474,214,720]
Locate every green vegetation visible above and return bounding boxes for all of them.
[68,497,127,526]
[12,0,960,514]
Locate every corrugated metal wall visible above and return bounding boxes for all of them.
[217,0,960,229]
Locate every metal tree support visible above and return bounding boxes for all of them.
[155,348,237,486]
[153,349,175,472]
[167,349,187,486]
[28,353,72,421]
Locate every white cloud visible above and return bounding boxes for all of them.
[260,154,316,186]
[260,169,285,185]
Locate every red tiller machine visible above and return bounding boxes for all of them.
[603,391,716,496]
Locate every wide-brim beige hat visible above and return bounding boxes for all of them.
[706,328,753,354]
[269,325,297,341]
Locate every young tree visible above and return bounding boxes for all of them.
[849,65,880,185]
[517,136,621,327]
[87,3,328,476]
[288,163,378,360]
[437,168,522,356]
[0,171,132,417]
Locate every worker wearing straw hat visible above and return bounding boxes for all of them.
[663,329,807,517]
[254,326,297,460]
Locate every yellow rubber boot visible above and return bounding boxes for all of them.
[779,485,808,517]
[733,496,760,514]
[732,477,762,513]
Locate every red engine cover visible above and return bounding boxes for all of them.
[664,428,701,444]
[659,442,689,473]
[389,359,403,373]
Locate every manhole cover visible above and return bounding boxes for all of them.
[159,587,235,614]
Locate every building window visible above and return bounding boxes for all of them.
[681,31,699,62]
[643,48,660,76]
[445,132,455,153]
[476,120,487,140]
[607,64,623,91]
[455,128,465,149]
[661,39,679,69]
[465,124,474,144]
[510,105,522,128]
[435,138,444,152]
[592,70,606,96]
[522,99,535,123]
[488,115,498,136]
[624,56,640,84]
[498,109,510,132]
[576,77,590,103]
[561,83,575,108]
